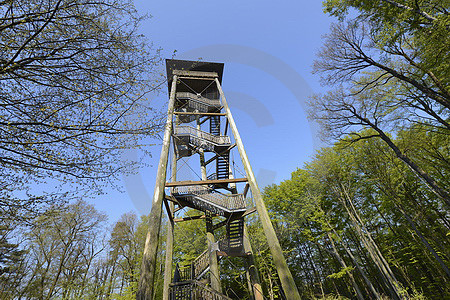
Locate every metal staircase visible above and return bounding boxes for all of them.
[169,280,232,300]
[169,65,248,299]
[219,218,245,256]
[216,152,229,180]
[174,126,230,158]
[210,115,221,136]
[172,186,246,217]
[176,92,221,123]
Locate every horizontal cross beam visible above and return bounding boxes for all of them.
[165,177,247,187]
[173,70,218,78]
[174,214,218,223]
[174,112,226,116]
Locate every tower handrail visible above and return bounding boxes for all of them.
[172,186,246,211]
[192,249,209,279]
[175,126,230,145]
[176,92,221,106]
[169,280,233,300]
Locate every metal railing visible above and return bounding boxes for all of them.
[199,193,246,211]
[172,185,211,195]
[172,186,246,212]
[175,126,230,146]
[176,92,221,107]
[169,280,233,300]
[192,249,209,279]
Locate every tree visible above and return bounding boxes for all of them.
[0,0,164,221]
[0,223,27,298]
[322,0,450,87]
[261,125,450,299]
[17,200,107,299]
[310,14,449,204]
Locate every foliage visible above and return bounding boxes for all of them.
[0,0,164,223]
[262,126,449,299]
[310,0,449,206]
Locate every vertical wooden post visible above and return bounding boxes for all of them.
[215,78,302,300]
[137,75,177,300]
[162,140,178,300]
[243,224,264,300]
[198,115,222,292]
[229,168,263,300]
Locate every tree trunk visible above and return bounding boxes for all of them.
[360,116,450,206]
[336,185,405,299]
[326,232,365,300]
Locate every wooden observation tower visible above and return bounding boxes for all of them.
[137,60,301,300]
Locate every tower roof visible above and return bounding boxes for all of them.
[165,59,224,93]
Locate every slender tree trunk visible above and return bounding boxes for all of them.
[322,214,381,299]
[335,185,404,299]
[400,207,450,277]
[327,232,365,300]
[360,117,450,206]
[377,183,450,279]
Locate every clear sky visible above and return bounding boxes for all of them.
[92,0,335,222]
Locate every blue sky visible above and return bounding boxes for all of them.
[93,0,335,221]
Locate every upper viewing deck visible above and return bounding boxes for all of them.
[166,59,224,94]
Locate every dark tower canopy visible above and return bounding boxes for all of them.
[165,59,224,94]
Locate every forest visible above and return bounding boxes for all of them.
[1,0,448,299]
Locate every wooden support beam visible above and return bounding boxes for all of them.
[137,75,178,299]
[178,76,216,81]
[224,117,229,136]
[173,70,218,78]
[162,144,178,300]
[174,112,226,116]
[163,198,174,225]
[215,78,301,299]
[165,195,179,203]
[173,214,218,223]
[165,177,247,187]
[212,219,228,231]
[199,116,210,125]
[242,207,257,218]
[243,183,250,197]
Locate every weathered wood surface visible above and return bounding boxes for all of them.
[166,178,247,187]
[173,70,218,78]
[137,75,178,299]
[215,78,302,299]
[174,111,226,116]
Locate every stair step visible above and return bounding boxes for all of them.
[216,152,229,181]
[218,218,245,256]
[210,115,221,136]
